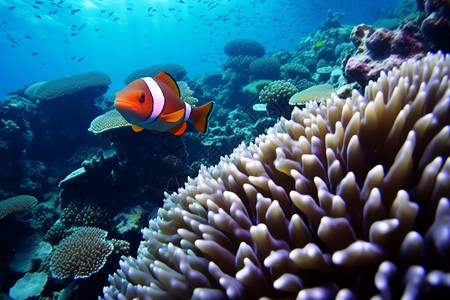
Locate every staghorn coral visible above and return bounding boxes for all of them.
[289,84,334,105]
[103,52,450,299]
[0,195,37,219]
[50,227,114,279]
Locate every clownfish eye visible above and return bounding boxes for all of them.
[139,93,145,103]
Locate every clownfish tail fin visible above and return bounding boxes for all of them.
[190,102,214,133]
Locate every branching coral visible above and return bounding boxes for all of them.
[103,52,450,299]
[50,227,114,279]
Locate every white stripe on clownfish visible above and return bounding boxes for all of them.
[142,76,165,124]
[184,102,191,121]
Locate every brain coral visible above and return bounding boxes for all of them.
[25,72,111,101]
[0,195,37,219]
[124,63,187,85]
[50,227,113,279]
[224,39,265,57]
[103,52,450,299]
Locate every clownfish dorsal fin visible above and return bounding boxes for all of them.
[155,72,180,97]
[160,109,185,122]
[132,124,144,132]
[168,121,187,135]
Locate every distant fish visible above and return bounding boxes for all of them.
[94,28,100,32]
[79,23,85,30]
[2,21,7,25]
[77,57,84,62]
[114,72,214,135]
[127,7,133,10]
[147,7,152,12]
[7,34,20,46]
[71,56,76,60]
[70,33,77,36]
[40,62,45,66]
[25,35,32,39]
[71,9,80,15]
[99,35,104,39]
[100,9,106,13]
[35,1,44,4]
[9,6,15,10]
[35,14,42,18]
[64,40,70,44]
[32,5,40,9]
[108,12,113,16]
[32,52,38,55]
[113,17,119,22]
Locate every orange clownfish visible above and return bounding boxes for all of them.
[114,72,214,135]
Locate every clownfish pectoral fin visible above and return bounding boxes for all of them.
[160,109,185,122]
[132,124,144,132]
[155,72,180,97]
[168,121,187,135]
[190,102,214,133]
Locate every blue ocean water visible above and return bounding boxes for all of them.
[0,0,401,98]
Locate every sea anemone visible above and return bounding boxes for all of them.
[103,52,450,299]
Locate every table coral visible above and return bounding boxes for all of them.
[103,51,450,300]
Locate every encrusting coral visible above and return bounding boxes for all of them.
[103,51,450,299]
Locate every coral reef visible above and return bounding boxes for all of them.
[223,39,265,58]
[103,52,450,299]
[0,195,37,219]
[123,63,187,85]
[50,227,114,279]
[421,0,450,51]
[344,25,427,86]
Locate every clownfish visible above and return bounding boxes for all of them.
[114,72,214,135]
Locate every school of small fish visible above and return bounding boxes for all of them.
[0,0,379,67]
